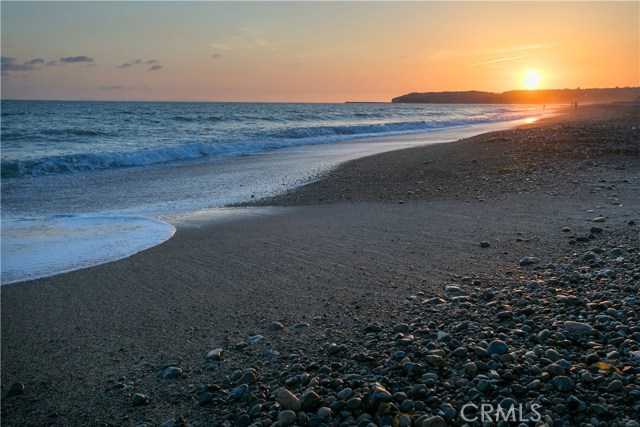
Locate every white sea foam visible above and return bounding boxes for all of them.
[1,215,175,285]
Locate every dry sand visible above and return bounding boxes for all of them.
[1,103,638,426]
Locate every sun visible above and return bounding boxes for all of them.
[523,69,542,90]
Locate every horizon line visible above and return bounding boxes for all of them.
[2,86,638,104]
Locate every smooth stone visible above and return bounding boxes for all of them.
[234,413,251,427]
[592,216,605,222]
[419,415,447,427]
[198,391,213,406]
[247,335,266,344]
[365,322,383,333]
[564,321,593,334]
[301,389,321,411]
[346,397,362,410]
[606,379,623,392]
[366,383,392,411]
[277,389,302,412]
[552,376,574,392]
[317,406,332,418]
[444,285,461,294]
[233,384,249,400]
[487,339,509,355]
[237,370,257,385]
[278,410,297,426]
[6,382,25,397]
[393,323,410,332]
[519,257,540,266]
[161,366,182,379]
[267,321,284,331]
[206,348,224,360]
[132,393,149,406]
[452,347,467,358]
[337,388,353,400]
[480,241,490,248]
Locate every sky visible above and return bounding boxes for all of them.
[1,1,638,102]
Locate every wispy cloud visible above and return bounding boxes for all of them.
[99,85,134,91]
[60,55,95,63]
[470,53,535,66]
[425,43,554,64]
[117,59,163,71]
[211,28,277,52]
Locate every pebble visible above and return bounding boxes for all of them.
[487,339,509,355]
[206,348,224,360]
[480,240,490,248]
[552,376,574,392]
[161,366,182,379]
[564,321,593,334]
[519,257,540,266]
[6,382,25,397]
[198,391,213,406]
[606,379,624,392]
[592,216,606,222]
[247,335,266,344]
[267,321,284,331]
[277,410,297,426]
[276,389,301,412]
[418,415,447,427]
[237,370,257,385]
[232,384,249,400]
[365,322,382,333]
[131,393,149,406]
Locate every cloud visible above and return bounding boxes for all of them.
[25,58,45,66]
[470,54,535,66]
[99,85,134,91]
[46,60,60,66]
[211,28,277,52]
[212,54,222,59]
[118,59,161,70]
[59,55,95,63]
[425,43,554,63]
[1,56,47,73]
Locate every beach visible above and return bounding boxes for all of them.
[1,103,639,426]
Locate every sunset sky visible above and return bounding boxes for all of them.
[2,1,638,102]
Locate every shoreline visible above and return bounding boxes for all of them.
[1,103,639,426]
[2,107,548,285]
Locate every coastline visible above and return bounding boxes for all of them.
[1,103,639,426]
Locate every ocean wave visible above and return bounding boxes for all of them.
[1,115,521,178]
[1,103,533,178]
[41,128,116,138]
[172,115,224,123]
[265,117,495,140]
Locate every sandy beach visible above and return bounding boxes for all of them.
[2,103,639,426]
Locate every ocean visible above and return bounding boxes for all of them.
[1,100,544,283]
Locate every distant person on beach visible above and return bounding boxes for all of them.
[574,102,578,112]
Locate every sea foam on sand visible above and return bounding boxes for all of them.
[1,214,175,284]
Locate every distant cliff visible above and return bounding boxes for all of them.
[391,87,640,104]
